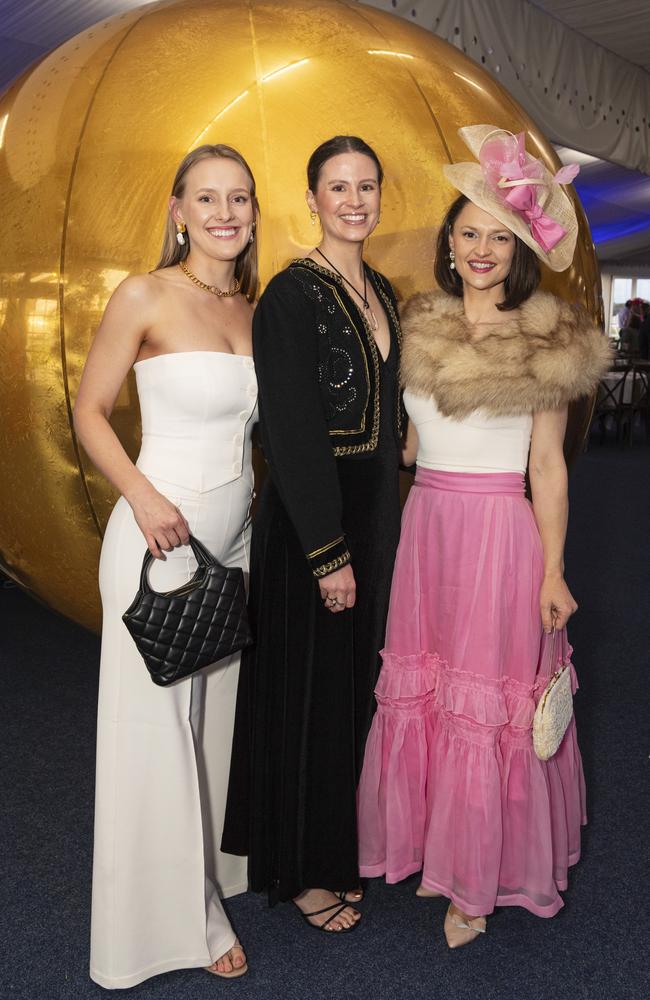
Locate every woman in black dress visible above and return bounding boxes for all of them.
[223,136,404,932]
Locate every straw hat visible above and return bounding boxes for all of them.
[442,125,580,272]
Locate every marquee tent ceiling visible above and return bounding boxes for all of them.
[532,1,650,73]
[0,0,648,266]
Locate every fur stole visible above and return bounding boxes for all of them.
[400,290,611,419]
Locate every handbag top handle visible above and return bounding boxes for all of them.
[542,626,560,679]
[137,534,217,595]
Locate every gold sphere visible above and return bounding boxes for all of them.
[0,0,601,631]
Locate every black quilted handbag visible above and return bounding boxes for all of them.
[122,535,253,686]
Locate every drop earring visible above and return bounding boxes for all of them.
[176,222,187,246]
[310,211,318,226]
[449,248,456,270]
[249,224,256,244]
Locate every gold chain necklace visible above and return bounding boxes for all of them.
[179,259,241,298]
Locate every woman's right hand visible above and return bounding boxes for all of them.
[129,485,191,559]
[318,563,356,613]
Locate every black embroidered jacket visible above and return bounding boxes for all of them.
[253,258,405,578]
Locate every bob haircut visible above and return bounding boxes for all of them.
[307,135,383,192]
[434,194,541,311]
[157,144,259,302]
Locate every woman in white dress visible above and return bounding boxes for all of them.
[73,144,259,988]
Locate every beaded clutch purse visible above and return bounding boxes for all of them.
[532,628,574,761]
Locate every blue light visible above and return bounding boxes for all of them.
[573,179,650,246]
[590,217,650,245]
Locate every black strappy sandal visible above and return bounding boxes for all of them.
[296,899,361,933]
[336,888,364,903]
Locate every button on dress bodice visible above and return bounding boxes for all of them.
[133,351,258,492]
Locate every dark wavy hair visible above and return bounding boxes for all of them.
[307,135,383,191]
[434,194,541,311]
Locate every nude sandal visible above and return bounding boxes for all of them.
[205,941,248,978]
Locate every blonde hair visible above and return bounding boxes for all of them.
[157,144,260,302]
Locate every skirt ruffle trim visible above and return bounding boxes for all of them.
[374,648,578,733]
[358,649,586,919]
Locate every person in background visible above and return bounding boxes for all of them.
[620,298,642,355]
[638,301,650,359]
[628,298,644,328]
[617,298,633,330]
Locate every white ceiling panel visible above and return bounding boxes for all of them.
[0,0,648,265]
[531,1,650,73]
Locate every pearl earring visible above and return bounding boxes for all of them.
[310,211,318,226]
[249,224,255,244]
[449,248,456,270]
[176,222,186,246]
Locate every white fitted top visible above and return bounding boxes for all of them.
[133,351,258,492]
[404,388,533,474]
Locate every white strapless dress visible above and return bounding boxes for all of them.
[90,352,257,989]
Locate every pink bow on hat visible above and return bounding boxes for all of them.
[479,132,579,253]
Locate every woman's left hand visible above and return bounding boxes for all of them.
[540,573,578,633]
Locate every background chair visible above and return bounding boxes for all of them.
[590,366,632,445]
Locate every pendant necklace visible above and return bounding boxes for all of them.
[314,248,379,331]
[180,258,240,298]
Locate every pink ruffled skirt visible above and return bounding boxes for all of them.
[358,469,586,918]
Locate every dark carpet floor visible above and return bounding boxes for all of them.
[1,440,649,1000]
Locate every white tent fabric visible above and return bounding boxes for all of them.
[1,0,649,174]
[532,0,650,74]
[366,0,650,175]
[0,0,648,263]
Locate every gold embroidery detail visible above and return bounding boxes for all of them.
[291,261,370,437]
[375,280,404,439]
[308,535,345,559]
[333,274,402,456]
[329,287,371,435]
[332,440,376,456]
[291,259,403,455]
[313,551,352,578]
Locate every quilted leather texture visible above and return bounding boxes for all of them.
[122,536,253,687]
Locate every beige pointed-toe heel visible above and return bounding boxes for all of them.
[443,904,486,949]
[416,884,444,898]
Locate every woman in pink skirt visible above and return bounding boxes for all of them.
[357,126,610,947]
